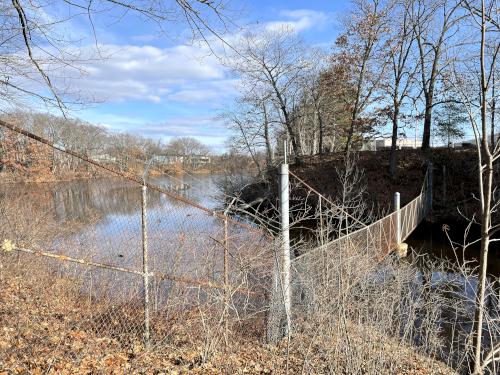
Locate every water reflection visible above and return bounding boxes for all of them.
[407,220,500,277]
[0,174,222,223]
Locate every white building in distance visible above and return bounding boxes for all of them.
[362,138,422,151]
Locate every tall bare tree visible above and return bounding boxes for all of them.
[409,0,462,150]
[451,1,500,372]
[298,49,330,155]
[383,0,417,176]
[222,94,276,176]
[229,28,310,158]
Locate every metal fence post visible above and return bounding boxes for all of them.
[394,192,401,246]
[280,162,291,337]
[223,214,229,340]
[141,183,151,349]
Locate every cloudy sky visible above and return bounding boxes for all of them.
[55,1,349,150]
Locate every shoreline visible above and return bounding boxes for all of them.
[0,169,223,185]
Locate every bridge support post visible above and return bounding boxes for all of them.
[394,192,407,257]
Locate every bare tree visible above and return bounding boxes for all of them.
[383,0,417,176]
[1,0,235,112]
[222,93,276,176]
[165,136,210,157]
[297,49,330,155]
[451,1,500,372]
[409,0,462,150]
[229,27,310,158]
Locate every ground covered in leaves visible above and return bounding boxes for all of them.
[0,256,457,374]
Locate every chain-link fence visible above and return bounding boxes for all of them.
[2,119,445,372]
[289,165,431,315]
[263,160,431,341]
[0,120,274,366]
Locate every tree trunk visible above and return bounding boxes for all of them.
[421,94,433,150]
[491,73,496,150]
[318,113,324,154]
[473,6,492,372]
[345,114,357,154]
[473,157,492,374]
[269,73,302,158]
[315,100,324,155]
[389,107,400,177]
[263,104,273,167]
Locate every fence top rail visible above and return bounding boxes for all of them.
[0,119,265,236]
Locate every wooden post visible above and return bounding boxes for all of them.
[141,184,151,349]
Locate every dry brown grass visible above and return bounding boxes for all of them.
[0,255,456,374]
[0,159,460,374]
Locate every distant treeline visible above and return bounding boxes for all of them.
[0,112,256,182]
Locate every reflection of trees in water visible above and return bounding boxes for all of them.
[1,178,167,222]
[1,175,261,280]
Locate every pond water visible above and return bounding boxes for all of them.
[406,220,500,371]
[1,173,230,277]
[407,219,500,278]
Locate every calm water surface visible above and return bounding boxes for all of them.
[2,174,227,272]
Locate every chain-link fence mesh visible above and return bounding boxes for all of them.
[3,119,454,372]
[289,167,430,316]
[0,121,274,368]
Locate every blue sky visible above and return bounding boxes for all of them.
[51,1,350,151]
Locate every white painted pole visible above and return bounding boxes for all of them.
[280,162,291,336]
[141,184,151,349]
[394,192,401,245]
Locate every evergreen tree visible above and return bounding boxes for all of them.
[434,102,467,147]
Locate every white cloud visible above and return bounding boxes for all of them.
[134,116,229,148]
[79,112,228,148]
[43,8,331,110]
[166,79,238,104]
[265,9,329,33]
[59,42,229,104]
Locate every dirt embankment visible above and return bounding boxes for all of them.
[287,149,482,223]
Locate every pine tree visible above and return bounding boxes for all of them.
[434,102,467,147]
